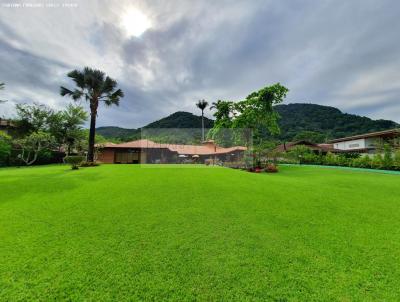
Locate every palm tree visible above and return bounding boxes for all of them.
[196,99,208,142]
[60,67,124,162]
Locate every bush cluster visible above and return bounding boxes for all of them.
[64,155,85,170]
[281,145,400,171]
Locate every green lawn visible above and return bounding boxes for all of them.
[1,164,400,301]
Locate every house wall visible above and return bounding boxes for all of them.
[98,149,115,163]
[334,138,366,150]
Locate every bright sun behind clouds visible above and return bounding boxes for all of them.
[120,8,151,38]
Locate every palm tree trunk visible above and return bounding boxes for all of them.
[201,110,205,142]
[87,109,97,162]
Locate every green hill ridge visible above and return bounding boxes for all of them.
[96,104,398,142]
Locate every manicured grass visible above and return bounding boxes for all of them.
[1,164,400,301]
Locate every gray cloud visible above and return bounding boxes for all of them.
[0,0,399,127]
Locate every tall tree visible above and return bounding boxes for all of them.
[210,83,289,146]
[209,100,233,146]
[196,99,208,142]
[60,67,124,162]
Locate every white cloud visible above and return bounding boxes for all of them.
[0,0,399,127]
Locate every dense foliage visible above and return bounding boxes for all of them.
[209,83,289,146]
[96,104,398,144]
[0,132,11,165]
[275,103,398,141]
[282,144,400,171]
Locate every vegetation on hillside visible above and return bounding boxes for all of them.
[274,103,398,142]
[96,104,398,143]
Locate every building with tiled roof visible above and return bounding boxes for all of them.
[97,139,246,164]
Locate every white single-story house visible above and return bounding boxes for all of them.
[328,129,400,153]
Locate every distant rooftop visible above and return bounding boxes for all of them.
[328,129,400,143]
[99,139,246,156]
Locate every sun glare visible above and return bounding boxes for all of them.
[121,8,151,38]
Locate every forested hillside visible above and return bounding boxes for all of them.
[97,104,398,143]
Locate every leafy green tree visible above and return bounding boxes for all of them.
[16,131,54,165]
[14,103,54,136]
[210,83,288,146]
[196,99,208,142]
[48,105,88,154]
[209,100,233,146]
[60,67,124,162]
[0,132,11,165]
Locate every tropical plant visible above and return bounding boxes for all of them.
[209,84,288,147]
[196,99,208,142]
[208,100,233,146]
[64,155,85,170]
[60,67,124,162]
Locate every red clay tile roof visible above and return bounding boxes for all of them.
[100,139,246,156]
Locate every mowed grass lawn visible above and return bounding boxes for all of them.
[1,165,400,301]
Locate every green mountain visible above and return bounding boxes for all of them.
[274,103,398,141]
[96,111,214,141]
[96,104,398,142]
[95,126,137,139]
[144,111,214,129]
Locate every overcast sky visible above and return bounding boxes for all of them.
[0,0,399,128]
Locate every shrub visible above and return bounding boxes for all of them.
[336,154,350,166]
[351,155,371,168]
[323,152,337,166]
[382,144,393,169]
[286,145,312,164]
[265,163,278,173]
[394,150,400,170]
[64,155,85,170]
[80,161,100,167]
[371,154,384,170]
